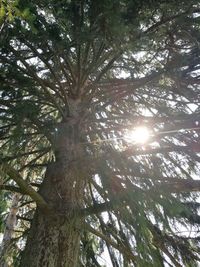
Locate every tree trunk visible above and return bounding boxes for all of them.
[20,208,82,267]
[21,118,86,267]
[0,193,20,267]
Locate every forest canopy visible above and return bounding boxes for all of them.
[0,0,200,266]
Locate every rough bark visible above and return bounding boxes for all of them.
[21,110,87,267]
[20,207,82,267]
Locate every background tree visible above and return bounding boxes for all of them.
[0,0,200,266]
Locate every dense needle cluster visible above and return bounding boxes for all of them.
[0,0,200,266]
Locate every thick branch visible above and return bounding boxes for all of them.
[1,163,49,210]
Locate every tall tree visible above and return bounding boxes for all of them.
[0,0,200,266]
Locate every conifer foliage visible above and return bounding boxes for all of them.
[0,0,200,266]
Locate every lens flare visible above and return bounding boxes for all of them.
[126,127,150,144]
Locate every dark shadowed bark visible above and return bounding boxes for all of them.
[21,104,86,267]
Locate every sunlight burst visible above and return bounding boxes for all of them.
[125,127,150,144]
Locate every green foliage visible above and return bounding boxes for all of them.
[0,0,27,21]
[0,0,200,266]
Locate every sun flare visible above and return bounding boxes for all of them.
[125,127,150,144]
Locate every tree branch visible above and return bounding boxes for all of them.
[0,184,23,194]
[85,223,137,263]
[124,145,200,157]
[0,163,49,211]
[81,179,200,216]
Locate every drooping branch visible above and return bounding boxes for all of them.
[82,179,200,217]
[0,163,49,211]
[154,179,200,194]
[85,223,137,263]
[1,148,51,163]
[124,145,200,157]
[0,184,23,194]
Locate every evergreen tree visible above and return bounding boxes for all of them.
[0,0,200,266]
